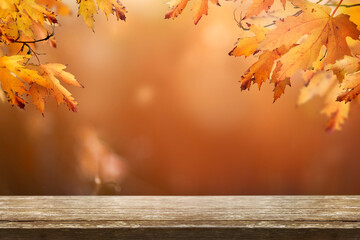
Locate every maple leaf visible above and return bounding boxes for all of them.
[240,49,281,90]
[229,25,267,57]
[29,83,49,113]
[0,0,57,38]
[36,63,83,113]
[273,78,290,101]
[0,55,45,108]
[165,0,236,25]
[245,0,287,18]
[229,0,360,130]
[0,56,80,114]
[262,0,359,84]
[270,61,290,101]
[237,44,288,101]
[77,0,98,29]
[77,0,126,29]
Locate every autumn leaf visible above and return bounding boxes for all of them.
[240,49,281,90]
[77,0,126,29]
[322,83,350,132]
[297,71,335,105]
[273,77,290,102]
[0,55,81,114]
[262,0,359,83]
[165,0,236,25]
[297,70,349,131]
[0,55,45,108]
[337,71,360,103]
[0,0,57,38]
[29,83,48,114]
[245,0,287,18]
[97,0,126,21]
[328,56,360,82]
[229,25,267,57]
[77,0,98,29]
[35,0,71,16]
[336,0,360,30]
[37,63,83,113]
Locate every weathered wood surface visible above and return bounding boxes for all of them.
[0,196,360,239]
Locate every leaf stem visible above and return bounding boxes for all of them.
[331,0,344,17]
[326,3,360,8]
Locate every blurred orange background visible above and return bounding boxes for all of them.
[0,0,360,195]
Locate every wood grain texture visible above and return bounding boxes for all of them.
[0,196,360,239]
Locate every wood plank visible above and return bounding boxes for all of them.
[0,196,360,239]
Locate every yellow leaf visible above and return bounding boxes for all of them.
[29,83,48,114]
[78,0,97,29]
[38,63,82,112]
[77,0,126,29]
[0,55,45,108]
[229,25,267,57]
[97,0,126,21]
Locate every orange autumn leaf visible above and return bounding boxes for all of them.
[229,25,267,57]
[336,0,360,30]
[29,83,49,114]
[0,55,45,108]
[273,77,290,102]
[245,0,287,18]
[239,45,288,96]
[240,49,281,90]
[229,0,360,130]
[263,0,359,83]
[35,0,71,16]
[165,0,236,25]
[37,63,83,112]
[0,55,82,114]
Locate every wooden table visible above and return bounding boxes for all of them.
[0,196,359,239]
